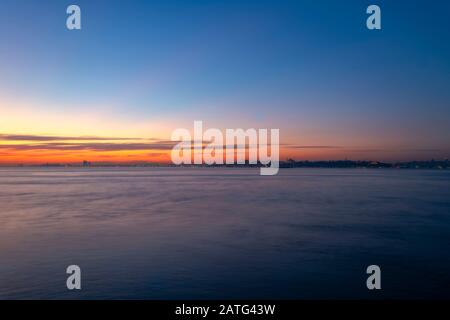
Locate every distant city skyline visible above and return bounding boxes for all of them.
[1,0,449,164]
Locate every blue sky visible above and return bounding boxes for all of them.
[0,0,449,161]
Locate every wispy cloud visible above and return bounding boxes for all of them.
[0,134,147,142]
[0,142,177,152]
[286,145,342,149]
[0,133,176,152]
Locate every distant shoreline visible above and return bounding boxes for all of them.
[0,160,449,170]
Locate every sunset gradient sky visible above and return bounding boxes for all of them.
[0,0,449,164]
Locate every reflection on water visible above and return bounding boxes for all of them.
[0,167,449,299]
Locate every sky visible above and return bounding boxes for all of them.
[0,0,449,164]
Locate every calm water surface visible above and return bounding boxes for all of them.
[0,167,449,299]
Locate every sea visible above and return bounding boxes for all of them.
[0,167,449,299]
